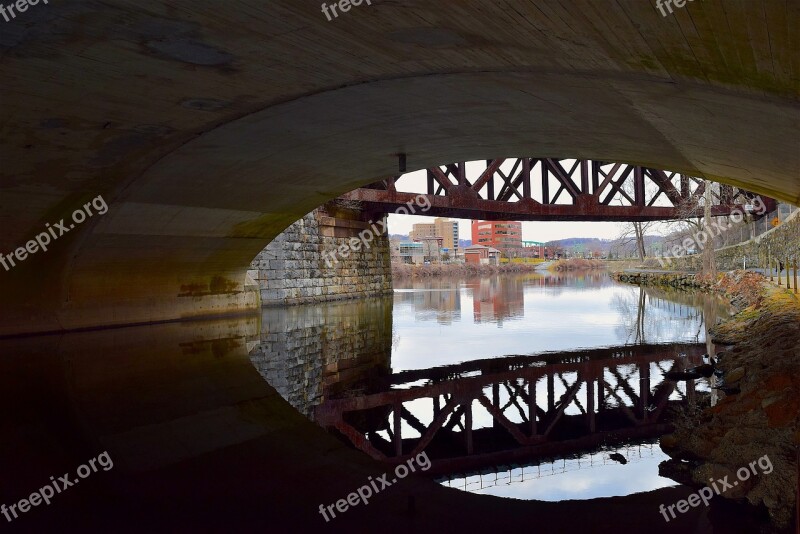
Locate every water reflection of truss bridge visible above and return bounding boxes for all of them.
[438,442,659,492]
[314,344,707,477]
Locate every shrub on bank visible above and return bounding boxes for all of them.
[548,258,606,271]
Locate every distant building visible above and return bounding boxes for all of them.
[415,236,443,263]
[398,242,424,264]
[521,240,546,258]
[471,220,522,258]
[410,222,435,241]
[464,244,501,265]
[411,218,459,254]
[435,218,459,254]
[389,236,405,262]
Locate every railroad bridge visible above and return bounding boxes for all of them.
[246,158,775,307]
[340,158,776,222]
[249,158,776,306]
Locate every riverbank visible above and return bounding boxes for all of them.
[612,270,770,310]
[391,262,545,278]
[612,271,700,289]
[658,273,800,529]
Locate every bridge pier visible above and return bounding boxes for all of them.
[248,203,393,307]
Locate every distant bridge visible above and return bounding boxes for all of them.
[338,159,776,222]
[314,344,707,477]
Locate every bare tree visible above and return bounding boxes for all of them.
[661,178,718,277]
[612,169,663,262]
[616,220,658,261]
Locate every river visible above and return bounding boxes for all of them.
[254,271,733,504]
[0,270,754,531]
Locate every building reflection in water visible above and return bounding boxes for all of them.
[465,276,524,325]
[394,279,461,325]
[391,272,725,370]
[465,271,612,325]
[394,271,612,327]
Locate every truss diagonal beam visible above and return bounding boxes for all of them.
[340,158,776,222]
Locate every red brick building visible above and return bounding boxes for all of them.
[471,220,522,258]
[464,244,501,265]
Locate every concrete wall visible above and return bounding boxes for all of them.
[248,204,393,307]
[658,210,800,272]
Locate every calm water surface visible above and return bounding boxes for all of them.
[392,272,725,371]
[0,270,744,532]
[256,271,732,503]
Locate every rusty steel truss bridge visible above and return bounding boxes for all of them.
[338,159,776,222]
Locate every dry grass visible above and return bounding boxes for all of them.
[548,258,606,271]
[391,262,541,278]
[710,270,767,309]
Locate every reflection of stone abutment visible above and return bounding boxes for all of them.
[248,203,393,307]
[249,296,393,419]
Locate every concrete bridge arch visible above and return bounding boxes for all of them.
[1,1,798,335]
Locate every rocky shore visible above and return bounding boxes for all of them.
[613,271,704,289]
[657,271,800,529]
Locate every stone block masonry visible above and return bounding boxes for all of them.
[248,203,393,307]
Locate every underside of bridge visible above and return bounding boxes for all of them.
[1,1,798,335]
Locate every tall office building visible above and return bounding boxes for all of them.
[471,220,522,257]
[410,218,459,254]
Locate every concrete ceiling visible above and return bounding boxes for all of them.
[1,0,798,335]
